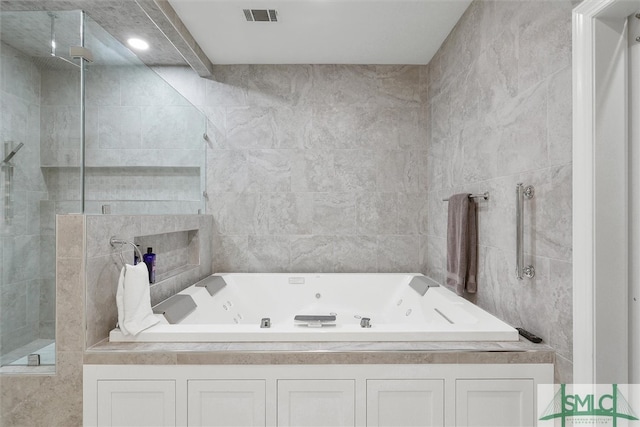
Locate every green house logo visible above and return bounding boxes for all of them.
[539,384,639,427]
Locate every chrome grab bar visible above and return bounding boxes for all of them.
[516,183,535,280]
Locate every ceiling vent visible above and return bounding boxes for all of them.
[243,9,278,22]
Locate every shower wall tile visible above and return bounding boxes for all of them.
[426,0,573,380]
[140,105,203,149]
[152,65,206,107]
[120,66,190,107]
[85,66,122,106]
[40,69,79,107]
[98,106,142,148]
[0,42,40,105]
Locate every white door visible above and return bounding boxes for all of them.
[97,380,176,427]
[187,380,266,427]
[455,379,533,427]
[366,379,444,427]
[629,11,640,385]
[277,379,355,427]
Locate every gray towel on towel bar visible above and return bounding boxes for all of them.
[446,193,478,295]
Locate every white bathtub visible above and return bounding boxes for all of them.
[109,273,518,342]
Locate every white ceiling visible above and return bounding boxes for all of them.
[167,0,472,65]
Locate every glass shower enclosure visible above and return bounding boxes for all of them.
[0,10,206,369]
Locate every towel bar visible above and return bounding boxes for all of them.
[442,192,489,202]
[110,237,144,265]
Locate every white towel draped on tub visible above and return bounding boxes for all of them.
[116,263,159,336]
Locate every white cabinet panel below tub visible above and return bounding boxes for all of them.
[97,380,176,427]
[84,364,553,426]
[366,379,444,427]
[455,379,534,427]
[187,380,266,427]
[277,379,355,427]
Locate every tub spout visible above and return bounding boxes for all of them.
[260,318,271,328]
[360,317,371,328]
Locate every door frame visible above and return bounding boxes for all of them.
[573,0,639,383]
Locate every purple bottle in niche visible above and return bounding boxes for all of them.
[143,247,156,283]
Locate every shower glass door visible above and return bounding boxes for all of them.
[0,10,83,368]
[82,14,207,215]
[1,8,206,370]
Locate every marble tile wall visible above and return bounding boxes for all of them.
[0,41,52,355]
[84,214,213,347]
[425,0,573,382]
[155,64,430,273]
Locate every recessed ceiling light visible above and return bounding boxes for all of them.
[127,38,149,51]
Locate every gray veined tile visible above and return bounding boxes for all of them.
[207,150,248,193]
[334,149,377,192]
[246,149,292,193]
[375,65,421,107]
[290,235,333,273]
[333,236,378,273]
[266,193,313,235]
[377,235,420,273]
[247,65,313,107]
[213,235,249,272]
[291,149,336,193]
[356,193,398,235]
[312,193,356,235]
[376,150,422,193]
[226,107,276,149]
[517,0,572,93]
[309,65,378,106]
[247,235,290,272]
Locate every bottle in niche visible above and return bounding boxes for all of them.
[143,247,156,283]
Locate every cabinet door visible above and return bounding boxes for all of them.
[188,380,266,427]
[97,380,176,427]
[366,379,444,427]
[277,379,355,427]
[456,379,534,427]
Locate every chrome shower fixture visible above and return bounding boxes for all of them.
[1,142,23,164]
[2,141,23,224]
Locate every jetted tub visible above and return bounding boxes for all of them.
[109,273,519,342]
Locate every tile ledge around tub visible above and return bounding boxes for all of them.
[85,340,555,364]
